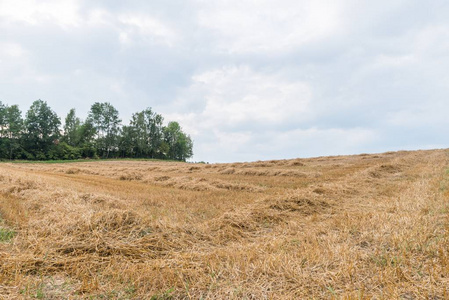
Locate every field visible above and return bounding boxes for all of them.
[0,149,448,299]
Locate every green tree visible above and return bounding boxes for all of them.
[163,121,193,161]
[0,100,193,161]
[62,108,81,146]
[0,101,5,138]
[60,108,97,158]
[24,100,61,159]
[3,105,24,159]
[0,101,6,159]
[119,125,137,158]
[129,108,164,158]
[87,102,121,158]
[48,142,81,160]
[78,120,96,145]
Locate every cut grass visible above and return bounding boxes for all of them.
[0,149,448,298]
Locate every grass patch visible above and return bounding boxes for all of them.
[0,227,15,242]
[150,287,175,300]
[2,158,182,164]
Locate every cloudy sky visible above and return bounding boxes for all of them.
[1,1,448,162]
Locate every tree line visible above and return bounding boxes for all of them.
[0,100,193,161]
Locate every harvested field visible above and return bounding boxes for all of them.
[0,149,449,299]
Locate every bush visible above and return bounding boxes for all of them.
[80,144,98,159]
[48,142,82,160]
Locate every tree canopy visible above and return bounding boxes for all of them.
[0,100,193,161]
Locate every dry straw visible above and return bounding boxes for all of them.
[0,149,448,298]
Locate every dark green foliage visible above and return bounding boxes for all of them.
[62,108,81,146]
[0,100,193,161]
[0,103,23,159]
[0,101,5,133]
[24,100,61,159]
[87,102,121,158]
[48,142,82,160]
[163,122,193,161]
[127,108,164,158]
[119,125,137,158]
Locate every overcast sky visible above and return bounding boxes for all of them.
[1,1,448,162]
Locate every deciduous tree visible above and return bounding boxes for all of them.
[129,108,164,158]
[87,102,121,158]
[163,121,193,161]
[24,100,61,159]
[63,108,81,147]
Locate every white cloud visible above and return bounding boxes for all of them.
[0,0,81,27]
[118,14,178,47]
[374,54,415,68]
[0,1,177,46]
[196,0,343,53]
[276,127,379,153]
[85,9,113,27]
[161,66,314,162]
[191,126,379,163]
[181,66,312,125]
[0,41,51,85]
[413,25,449,58]
[0,42,27,58]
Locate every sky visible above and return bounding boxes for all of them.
[1,0,449,163]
